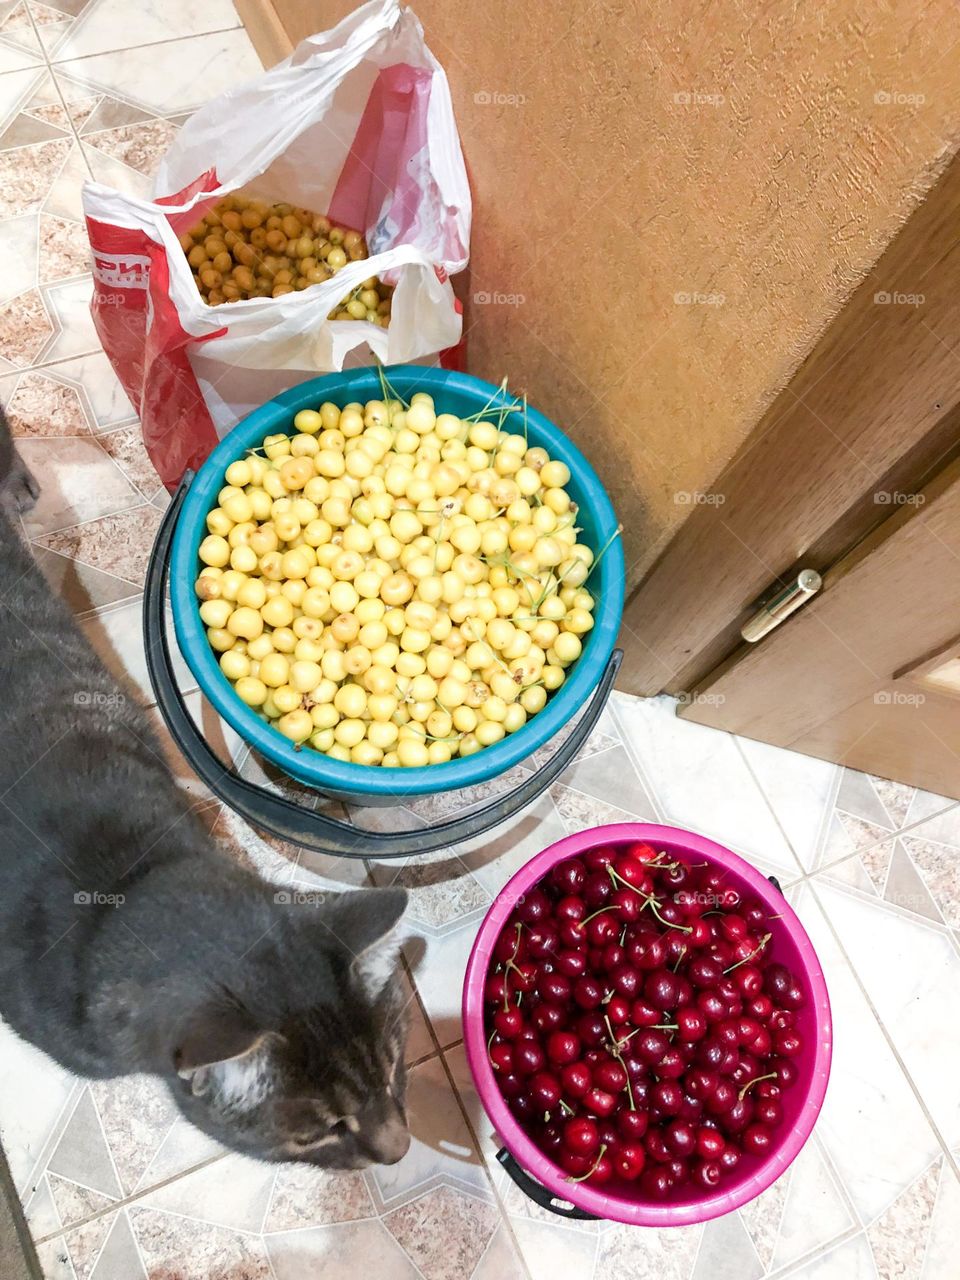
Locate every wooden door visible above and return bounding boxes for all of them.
[679,457,960,800]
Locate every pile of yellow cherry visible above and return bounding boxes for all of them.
[194,388,598,768]
[179,193,392,321]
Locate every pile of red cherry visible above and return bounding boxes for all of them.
[483,841,806,1199]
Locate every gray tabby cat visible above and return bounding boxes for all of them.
[0,407,410,1167]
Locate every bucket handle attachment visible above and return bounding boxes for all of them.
[144,472,623,859]
[496,1148,599,1220]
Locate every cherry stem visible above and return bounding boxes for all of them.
[724,932,773,974]
[576,905,621,930]
[559,1098,575,1116]
[564,1143,608,1184]
[501,923,525,1010]
[604,1014,636,1111]
[652,1023,678,1030]
[605,867,692,932]
[739,1072,777,1101]
[487,1030,498,1067]
[672,946,687,971]
[612,1026,641,1049]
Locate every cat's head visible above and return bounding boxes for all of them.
[170,886,412,1168]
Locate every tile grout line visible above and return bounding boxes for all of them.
[21,2,97,183]
[809,800,959,884]
[732,734,809,879]
[33,1150,228,1245]
[393,910,535,1280]
[806,878,960,1186]
[606,694,668,822]
[431,1043,537,1280]
[48,23,246,72]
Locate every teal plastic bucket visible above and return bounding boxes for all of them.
[170,366,624,802]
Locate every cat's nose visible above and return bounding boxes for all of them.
[371,1117,410,1165]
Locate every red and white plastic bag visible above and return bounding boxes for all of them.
[82,0,471,489]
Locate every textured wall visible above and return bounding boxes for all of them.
[271,0,960,586]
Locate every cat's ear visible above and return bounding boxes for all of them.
[174,1003,285,1105]
[327,887,408,1001]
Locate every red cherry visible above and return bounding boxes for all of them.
[555,948,587,978]
[556,896,586,924]
[531,1003,565,1035]
[546,1031,580,1066]
[561,1062,592,1099]
[677,1007,708,1042]
[665,1119,697,1157]
[610,888,642,922]
[774,1030,803,1057]
[629,999,663,1028]
[627,842,659,863]
[606,995,631,1024]
[530,1072,561,1110]
[584,846,616,872]
[550,858,586,894]
[493,1007,524,1038]
[564,1117,599,1155]
[583,1087,618,1118]
[612,1141,646,1180]
[513,1040,546,1076]
[489,1042,513,1073]
[617,1109,649,1140]
[696,1126,726,1159]
[640,1165,674,1198]
[573,977,604,1009]
[587,913,619,946]
[742,1123,774,1156]
[593,1060,627,1093]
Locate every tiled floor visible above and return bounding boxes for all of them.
[2,3,960,1278]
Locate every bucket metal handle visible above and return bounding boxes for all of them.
[144,473,623,859]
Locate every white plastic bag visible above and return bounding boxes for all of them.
[82,0,470,488]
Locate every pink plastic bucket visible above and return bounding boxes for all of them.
[462,823,832,1226]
